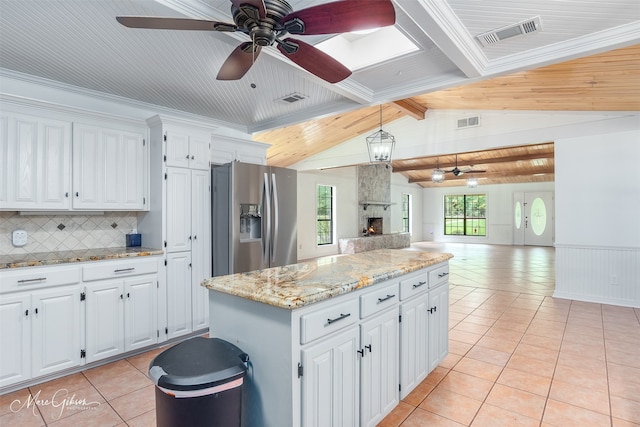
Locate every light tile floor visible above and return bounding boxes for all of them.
[1,243,638,426]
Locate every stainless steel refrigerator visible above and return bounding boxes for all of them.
[212,161,297,276]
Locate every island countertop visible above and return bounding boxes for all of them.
[201,249,453,309]
[0,246,163,269]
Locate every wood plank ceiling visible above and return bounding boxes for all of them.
[256,44,640,187]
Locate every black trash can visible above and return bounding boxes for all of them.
[149,337,249,427]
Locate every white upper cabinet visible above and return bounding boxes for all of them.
[72,123,147,210]
[0,112,71,210]
[165,129,210,170]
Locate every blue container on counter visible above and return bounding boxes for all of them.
[126,233,141,247]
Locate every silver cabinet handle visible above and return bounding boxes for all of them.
[327,313,351,325]
[438,272,449,278]
[412,281,426,288]
[114,268,135,273]
[18,277,46,284]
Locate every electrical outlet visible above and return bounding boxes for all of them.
[12,229,28,247]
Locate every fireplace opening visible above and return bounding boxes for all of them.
[367,217,383,235]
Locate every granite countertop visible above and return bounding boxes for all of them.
[0,247,163,269]
[201,249,453,309]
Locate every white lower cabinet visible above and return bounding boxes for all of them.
[166,252,193,340]
[399,293,429,399]
[428,282,449,372]
[84,275,157,364]
[301,326,360,427]
[0,286,81,388]
[360,307,399,427]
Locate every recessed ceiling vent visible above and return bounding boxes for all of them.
[457,115,480,129]
[476,16,542,47]
[277,92,308,104]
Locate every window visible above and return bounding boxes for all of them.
[316,185,334,245]
[401,193,411,233]
[444,194,486,236]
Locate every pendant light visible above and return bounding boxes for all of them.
[366,105,395,163]
[431,158,445,183]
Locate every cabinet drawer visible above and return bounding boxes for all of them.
[429,264,449,288]
[300,298,359,344]
[1,265,81,293]
[83,257,159,282]
[360,282,398,318]
[399,271,428,300]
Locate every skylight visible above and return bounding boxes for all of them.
[315,26,418,71]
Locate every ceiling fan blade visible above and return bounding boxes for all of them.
[282,0,395,35]
[116,16,235,31]
[217,42,261,80]
[277,38,351,83]
[231,0,267,20]
[468,169,486,173]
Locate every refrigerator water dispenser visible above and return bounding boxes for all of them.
[239,204,262,242]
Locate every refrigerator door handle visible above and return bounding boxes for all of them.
[271,173,278,264]
[263,172,271,264]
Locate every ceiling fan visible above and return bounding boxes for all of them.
[116,0,396,83]
[446,155,486,177]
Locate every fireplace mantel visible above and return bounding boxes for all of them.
[360,201,395,210]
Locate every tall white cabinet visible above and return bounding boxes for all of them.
[139,115,212,341]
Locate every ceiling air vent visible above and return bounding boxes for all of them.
[277,92,308,104]
[476,16,542,47]
[457,115,480,129]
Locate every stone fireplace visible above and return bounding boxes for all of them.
[358,164,390,234]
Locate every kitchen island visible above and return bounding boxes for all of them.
[202,249,453,427]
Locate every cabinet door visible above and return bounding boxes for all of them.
[124,275,157,352]
[428,283,449,372]
[191,169,211,330]
[85,280,125,363]
[0,114,8,205]
[166,167,191,252]
[72,124,103,209]
[165,130,190,168]
[118,131,146,210]
[301,327,359,427]
[0,293,31,387]
[31,286,81,377]
[360,308,399,427]
[3,114,70,210]
[399,293,429,399]
[189,134,210,170]
[166,252,192,340]
[73,124,146,210]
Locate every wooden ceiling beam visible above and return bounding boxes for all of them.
[393,150,554,172]
[391,98,427,120]
[407,166,555,183]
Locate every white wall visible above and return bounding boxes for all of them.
[554,130,640,307]
[422,182,555,245]
[296,168,423,260]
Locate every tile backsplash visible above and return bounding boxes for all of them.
[0,212,138,255]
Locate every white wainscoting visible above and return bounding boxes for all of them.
[555,244,640,307]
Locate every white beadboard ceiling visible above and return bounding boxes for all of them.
[0,0,638,133]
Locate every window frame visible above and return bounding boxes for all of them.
[401,193,411,233]
[444,193,487,237]
[316,184,335,246]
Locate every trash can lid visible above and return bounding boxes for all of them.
[149,337,248,391]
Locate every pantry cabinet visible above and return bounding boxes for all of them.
[165,129,210,170]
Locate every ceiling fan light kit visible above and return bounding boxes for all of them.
[116,0,396,83]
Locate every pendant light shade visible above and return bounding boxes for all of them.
[366,105,395,163]
[431,169,445,183]
[467,176,478,188]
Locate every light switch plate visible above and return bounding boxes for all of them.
[12,229,28,247]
